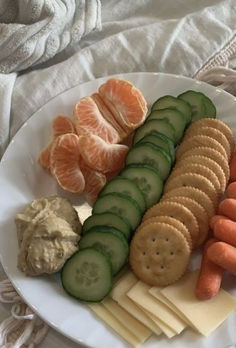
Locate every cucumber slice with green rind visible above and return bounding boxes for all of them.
[125,142,172,180]
[82,212,131,240]
[61,247,113,302]
[79,226,129,274]
[178,90,206,122]
[147,108,186,143]
[99,176,146,213]
[198,92,216,117]
[137,131,175,164]
[92,192,142,230]
[133,119,175,145]
[120,164,163,208]
[151,95,192,125]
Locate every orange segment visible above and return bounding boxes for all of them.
[50,134,85,193]
[98,78,147,132]
[38,115,76,169]
[80,159,106,205]
[73,97,120,143]
[52,115,75,137]
[38,144,52,169]
[91,93,127,140]
[78,134,129,173]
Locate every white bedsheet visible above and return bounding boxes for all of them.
[0,0,236,347]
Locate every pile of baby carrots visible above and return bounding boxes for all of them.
[196,153,236,300]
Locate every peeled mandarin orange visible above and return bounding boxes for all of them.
[73,97,120,143]
[78,134,129,173]
[80,159,106,205]
[50,134,85,193]
[98,78,147,133]
[38,145,52,169]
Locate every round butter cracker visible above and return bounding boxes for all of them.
[187,118,235,153]
[176,155,226,194]
[130,222,191,286]
[137,215,193,250]
[143,201,199,245]
[163,196,209,247]
[184,126,231,161]
[161,186,215,219]
[176,135,228,162]
[163,172,218,208]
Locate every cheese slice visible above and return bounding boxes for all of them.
[149,286,192,327]
[88,303,141,347]
[110,271,162,335]
[127,281,187,334]
[139,306,176,338]
[160,270,236,336]
[102,297,152,343]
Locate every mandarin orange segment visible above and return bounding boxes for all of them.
[80,159,106,205]
[50,134,85,193]
[91,92,127,140]
[73,97,120,144]
[38,144,52,169]
[78,134,129,173]
[52,115,76,137]
[98,78,147,132]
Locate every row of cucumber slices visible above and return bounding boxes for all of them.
[61,90,216,302]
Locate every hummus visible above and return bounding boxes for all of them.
[15,196,82,276]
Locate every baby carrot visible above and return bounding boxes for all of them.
[218,198,236,221]
[195,238,224,300]
[230,152,236,182]
[226,182,236,199]
[209,215,229,230]
[214,219,236,247]
[207,241,236,275]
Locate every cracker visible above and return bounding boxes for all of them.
[143,201,199,244]
[184,126,231,161]
[130,222,191,286]
[175,155,226,194]
[163,172,218,208]
[161,186,215,219]
[186,118,235,153]
[137,215,193,250]
[176,135,228,162]
[163,196,209,247]
[177,146,230,182]
[166,163,221,196]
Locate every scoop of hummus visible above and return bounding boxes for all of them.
[15,196,82,276]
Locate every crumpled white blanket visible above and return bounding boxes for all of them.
[0,0,236,347]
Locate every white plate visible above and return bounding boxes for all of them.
[0,73,235,348]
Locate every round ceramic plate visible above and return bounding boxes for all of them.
[0,73,235,348]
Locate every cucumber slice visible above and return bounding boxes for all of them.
[147,109,186,143]
[133,119,175,145]
[79,226,129,275]
[82,212,131,240]
[92,192,142,230]
[178,90,206,122]
[137,132,175,164]
[99,176,146,213]
[198,92,216,117]
[125,142,172,180]
[61,248,112,302]
[120,164,163,208]
[151,95,192,125]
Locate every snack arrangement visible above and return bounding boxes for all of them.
[12,77,236,347]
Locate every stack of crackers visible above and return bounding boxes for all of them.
[130,118,234,287]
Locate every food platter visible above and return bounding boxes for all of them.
[0,72,235,348]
